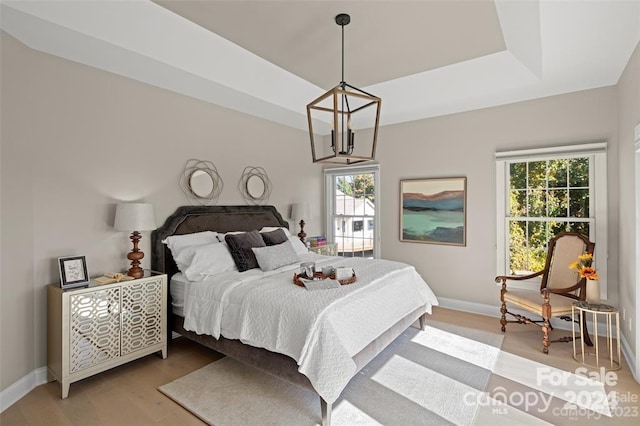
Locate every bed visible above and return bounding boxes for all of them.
[151,205,438,425]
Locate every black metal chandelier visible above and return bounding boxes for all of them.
[306,13,382,164]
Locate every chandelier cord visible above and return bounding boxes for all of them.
[341,21,345,85]
[340,17,347,153]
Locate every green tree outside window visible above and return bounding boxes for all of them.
[508,158,590,274]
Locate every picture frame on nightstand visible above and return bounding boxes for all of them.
[58,255,89,289]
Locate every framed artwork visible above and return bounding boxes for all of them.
[400,177,467,246]
[58,255,90,289]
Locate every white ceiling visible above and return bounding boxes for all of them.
[1,0,639,133]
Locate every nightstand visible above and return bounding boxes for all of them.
[308,243,338,256]
[47,270,167,398]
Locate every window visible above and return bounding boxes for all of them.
[496,143,608,296]
[325,165,380,258]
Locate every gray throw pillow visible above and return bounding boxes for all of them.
[261,228,288,246]
[252,240,300,271]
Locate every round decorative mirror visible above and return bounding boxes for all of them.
[246,175,266,200]
[189,169,215,198]
[180,159,223,205]
[239,166,272,205]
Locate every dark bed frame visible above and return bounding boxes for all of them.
[151,205,426,426]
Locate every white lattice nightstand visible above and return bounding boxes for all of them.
[47,270,167,398]
[308,243,338,256]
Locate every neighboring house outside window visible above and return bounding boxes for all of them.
[325,165,380,258]
[495,142,608,298]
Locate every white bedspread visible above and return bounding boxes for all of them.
[182,253,438,404]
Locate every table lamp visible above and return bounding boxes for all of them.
[114,203,156,278]
[290,202,311,243]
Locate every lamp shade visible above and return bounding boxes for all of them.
[290,203,311,221]
[114,203,156,232]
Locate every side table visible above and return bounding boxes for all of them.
[308,243,338,256]
[572,301,620,370]
[47,271,167,398]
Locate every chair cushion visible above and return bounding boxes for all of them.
[503,289,575,316]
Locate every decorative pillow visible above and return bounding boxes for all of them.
[252,240,300,271]
[174,242,237,281]
[162,231,219,257]
[260,226,292,237]
[216,231,246,242]
[261,229,288,246]
[288,235,309,255]
[225,230,266,272]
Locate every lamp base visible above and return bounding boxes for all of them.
[298,219,307,244]
[126,264,144,279]
[126,231,145,279]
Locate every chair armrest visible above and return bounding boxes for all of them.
[548,280,583,300]
[495,270,544,284]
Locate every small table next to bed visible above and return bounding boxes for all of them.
[47,271,167,398]
[308,243,338,256]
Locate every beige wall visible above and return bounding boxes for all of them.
[376,87,619,307]
[1,26,637,394]
[616,42,640,357]
[0,32,323,390]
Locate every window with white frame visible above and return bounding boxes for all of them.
[495,143,608,297]
[324,165,380,258]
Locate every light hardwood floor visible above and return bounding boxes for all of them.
[2,307,639,425]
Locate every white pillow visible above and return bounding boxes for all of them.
[162,231,219,257]
[288,235,308,255]
[174,242,237,281]
[252,240,300,271]
[260,226,292,237]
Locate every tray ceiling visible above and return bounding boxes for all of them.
[1,0,638,131]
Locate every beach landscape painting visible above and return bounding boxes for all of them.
[400,177,466,246]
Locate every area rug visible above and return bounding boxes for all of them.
[159,321,510,425]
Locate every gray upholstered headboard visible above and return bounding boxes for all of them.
[151,205,289,281]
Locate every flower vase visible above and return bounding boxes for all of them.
[585,279,601,304]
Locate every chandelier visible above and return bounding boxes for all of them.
[306,14,382,164]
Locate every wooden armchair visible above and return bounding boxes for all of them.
[496,232,595,354]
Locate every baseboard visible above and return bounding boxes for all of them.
[620,332,638,383]
[438,297,638,383]
[437,297,499,318]
[0,367,48,413]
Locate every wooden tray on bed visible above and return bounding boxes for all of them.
[293,271,357,287]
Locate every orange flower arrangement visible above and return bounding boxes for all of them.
[569,253,599,280]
